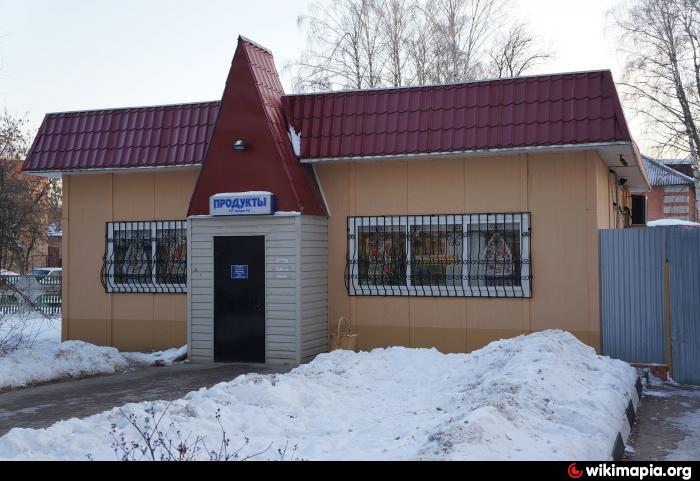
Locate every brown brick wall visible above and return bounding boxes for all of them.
[646,184,697,222]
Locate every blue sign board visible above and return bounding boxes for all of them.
[210,192,276,216]
[231,265,248,279]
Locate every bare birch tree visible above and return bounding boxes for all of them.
[426,0,499,82]
[614,0,700,217]
[288,0,553,90]
[407,10,435,86]
[376,0,417,86]
[291,0,385,90]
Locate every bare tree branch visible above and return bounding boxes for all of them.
[0,111,61,273]
[286,0,554,90]
[614,0,700,218]
[488,22,554,78]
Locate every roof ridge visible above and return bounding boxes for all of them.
[284,69,614,97]
[238,35,274,55]
[44,100,220,117]
[658,156,694,164]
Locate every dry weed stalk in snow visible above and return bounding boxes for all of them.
[0,310,42,357]
[106,403,300,461]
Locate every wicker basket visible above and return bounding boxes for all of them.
[329,316,358,352]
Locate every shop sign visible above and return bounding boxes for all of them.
[210,192,275,216]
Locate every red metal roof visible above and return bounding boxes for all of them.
[283,70,633,160]
[22,101,220,172]
[187,37,325,216]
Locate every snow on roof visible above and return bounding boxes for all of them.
[647,219,700,227]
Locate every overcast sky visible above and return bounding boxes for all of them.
[0,0,634,141]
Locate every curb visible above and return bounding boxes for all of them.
[611,374,644,460]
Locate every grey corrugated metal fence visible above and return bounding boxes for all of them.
[667,229,700,385]
[600,228,700,385]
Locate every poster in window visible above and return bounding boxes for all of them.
[156,229,187,284]
[468,223,521,287]
[481,232,514,278]
[115,230,151,283]
[410,224,463,287]
[357,226,406,286]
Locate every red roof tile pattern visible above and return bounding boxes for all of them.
[187,37,325,216]
[23,101,220,172]
[283,70,633,160]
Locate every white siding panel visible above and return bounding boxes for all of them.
[188,215,328,365]
[299,217,329,363]
[188,215,311,365]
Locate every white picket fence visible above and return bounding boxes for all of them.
[0,275,61,316]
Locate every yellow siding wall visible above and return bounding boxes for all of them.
[62,153,624,355]
[316,151,620,354]
[62,169,198,351]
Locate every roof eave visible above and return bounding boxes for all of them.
[23,163,202,178]
[299,141,626,163]
[300,141,652,191]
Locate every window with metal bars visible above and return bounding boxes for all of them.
[101,221,187,293]
[346,213,531,297]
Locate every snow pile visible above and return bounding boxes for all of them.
[647,218,700,227]
[0,340,132,391]
[124,346,188,367]
[0,314,186,391]
[0,330,637,461]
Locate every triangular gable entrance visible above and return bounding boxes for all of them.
[188,36,324,216]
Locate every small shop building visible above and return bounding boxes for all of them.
[22,36,650,363]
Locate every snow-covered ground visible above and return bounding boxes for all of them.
[626,378,700,461]
[0,313,186,391]
[667,407,700,461]
[0,330,637,461]
[647,379,700,461]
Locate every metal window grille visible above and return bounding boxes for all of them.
[101,221,187,294]
[346,213,531,298]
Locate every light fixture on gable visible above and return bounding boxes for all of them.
[233,139,247,151]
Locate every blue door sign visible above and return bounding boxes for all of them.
[231,265,248,279]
